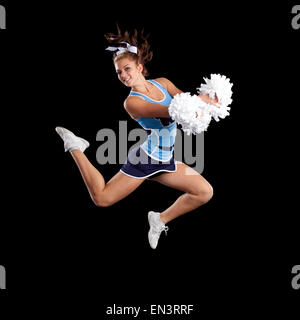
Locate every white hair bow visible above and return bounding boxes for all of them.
[105,41,137,55]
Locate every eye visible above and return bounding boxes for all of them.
[125,67,130,71]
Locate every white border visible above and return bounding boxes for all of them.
[120,161,181,180]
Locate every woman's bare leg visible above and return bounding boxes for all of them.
[150,163,213,223]
[70,149,145,207]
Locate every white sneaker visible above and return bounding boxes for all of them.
[55,127,90,153]
[148,211,169,249]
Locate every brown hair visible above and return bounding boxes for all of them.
[104,26,153,77]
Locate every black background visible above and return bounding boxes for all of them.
[0,0,299,317]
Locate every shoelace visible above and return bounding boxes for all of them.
[156,225,169,236]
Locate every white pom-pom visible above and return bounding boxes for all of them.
[168,92,212,135]
[197,74,233,121]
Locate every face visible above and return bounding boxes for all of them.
[114,57,143,87]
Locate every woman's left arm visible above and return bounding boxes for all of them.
[157,77,219,106]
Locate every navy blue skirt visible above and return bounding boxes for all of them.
[120,146,177,179]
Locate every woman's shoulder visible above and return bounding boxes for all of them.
[152,77,182,97]
[124,94,145,106]
[123,94,145,111]
[152,77,170,88]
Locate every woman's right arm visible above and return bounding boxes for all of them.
[124,96,171,119]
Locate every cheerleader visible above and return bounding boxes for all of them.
[56,27,223,249]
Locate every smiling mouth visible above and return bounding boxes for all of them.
[123,77,131,84]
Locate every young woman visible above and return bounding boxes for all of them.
[56,28,217,249]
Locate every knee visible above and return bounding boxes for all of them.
[92,194,115,208]
[196,184,214,204]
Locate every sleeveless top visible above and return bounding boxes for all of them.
[128,79,177,162]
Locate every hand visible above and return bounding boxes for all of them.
[199,94,220,108]
[207,94,220,108]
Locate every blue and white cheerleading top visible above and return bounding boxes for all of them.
[128,80,177,162]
